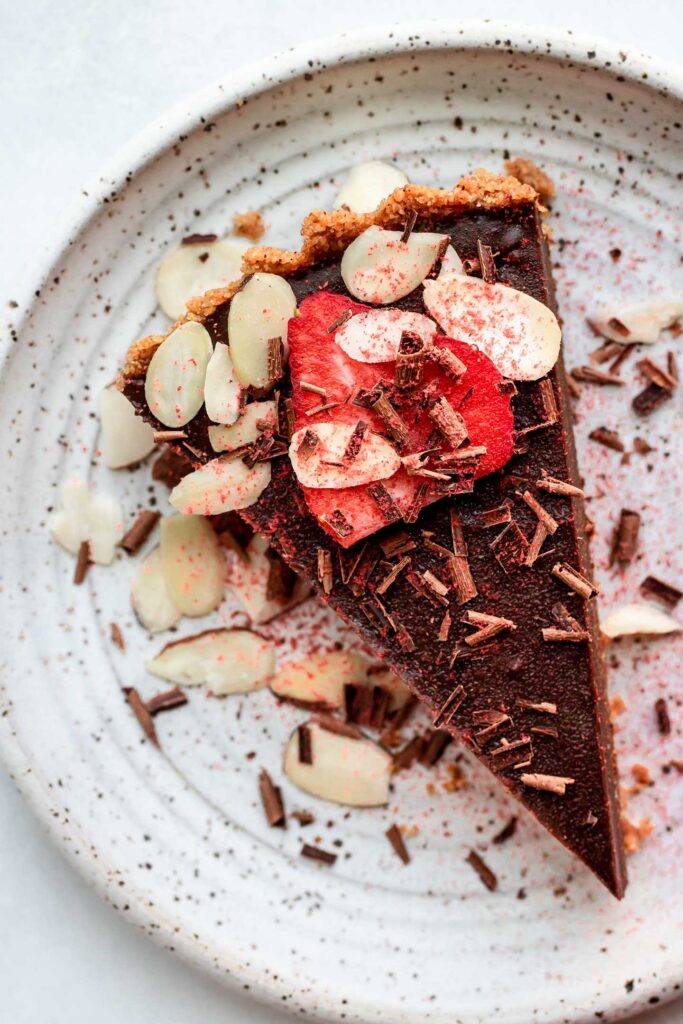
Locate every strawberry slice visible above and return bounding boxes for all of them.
[288,291,513,547]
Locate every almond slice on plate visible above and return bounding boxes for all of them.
[159,514,225,616]
[270,650,372,708]
[341,226,447,304]
[228,273,297,389]
[226,533,311,624]
[204,342,242,425]
[601,602,681,639]
[144,321,213,427]
[208,400,277,453]
[146,628,275,695]
[289,422,401,489]
[50,479,124,565]
[283,720,392,806]
[423,272,561,380]
[131,545,182,633]
[588,297,683,344]
[99,387,155,469]
[333,160,408,213]
[168,456,271,515]
[155,236,249,320]
[334,308,437,363]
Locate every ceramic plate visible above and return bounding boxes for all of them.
[1,21,682,1024]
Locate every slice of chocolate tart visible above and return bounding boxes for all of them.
[122,171,627,897]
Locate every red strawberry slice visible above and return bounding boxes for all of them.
[288,291,514,547]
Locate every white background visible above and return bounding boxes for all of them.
[1,1,682,1021]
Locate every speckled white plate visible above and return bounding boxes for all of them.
[2,20,683,1024]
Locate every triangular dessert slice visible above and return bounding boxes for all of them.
[122,171,626,897]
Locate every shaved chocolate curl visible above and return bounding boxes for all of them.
[124,688,159,747]
[552,562,598,598]
[372,391,409,445]
[317,547,334,594]
[367,482,402,523]
[520,772,574,795]
[640,575,682,609]
[466,849,498,891]
[385,824,411,864]
[259,768,286,828]
[429,397,469,448]
[121,509,161,554]
[395,332,426,389]
[610,509,640,566]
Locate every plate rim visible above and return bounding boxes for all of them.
[3,18,683,1023]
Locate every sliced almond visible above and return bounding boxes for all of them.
[207,400,276,453]
[168,455,271,515]
[289,422,400,489]
[228,273,297,389]
[438,244,464,278]
[155,237,249,320]
[334,308,437,363]
[204,342,241,425]
[424,272,561,380]
[159,514,225,616]
[144,321,213,427]
[99,387,155,469]
[50,479,123,565]
[333,160,408,213]
[601,602,681,639]
[589,297,683,344]
[146,628,275,695]
[226,533,311,624]
[283,720,391,806]
[341,226,447,304]
[270,650,372,708]
[131,545,182,633]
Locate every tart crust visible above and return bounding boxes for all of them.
[121,171,537,379]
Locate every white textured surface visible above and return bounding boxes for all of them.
[2,2,683,1022]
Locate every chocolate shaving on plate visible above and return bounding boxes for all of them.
[571,365,624,386]
[109,622,125,650]
[392,735,424,770]
[589,427,624,453]
[298,724,313,764]
[300,843,337,866]
[146,687,188,715]
[121,509,161,554]
[610,509,640,566]
[654,697,671,736]
[259,768,286,828]
[124,688,159,747]
[466,849,498,891]
[492,816,518,845]
[640,575,682,609]
[385,823,411,864]
[73,541,92,585]
[633,382,673,416]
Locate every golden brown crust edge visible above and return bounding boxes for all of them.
[121,170,538,381]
